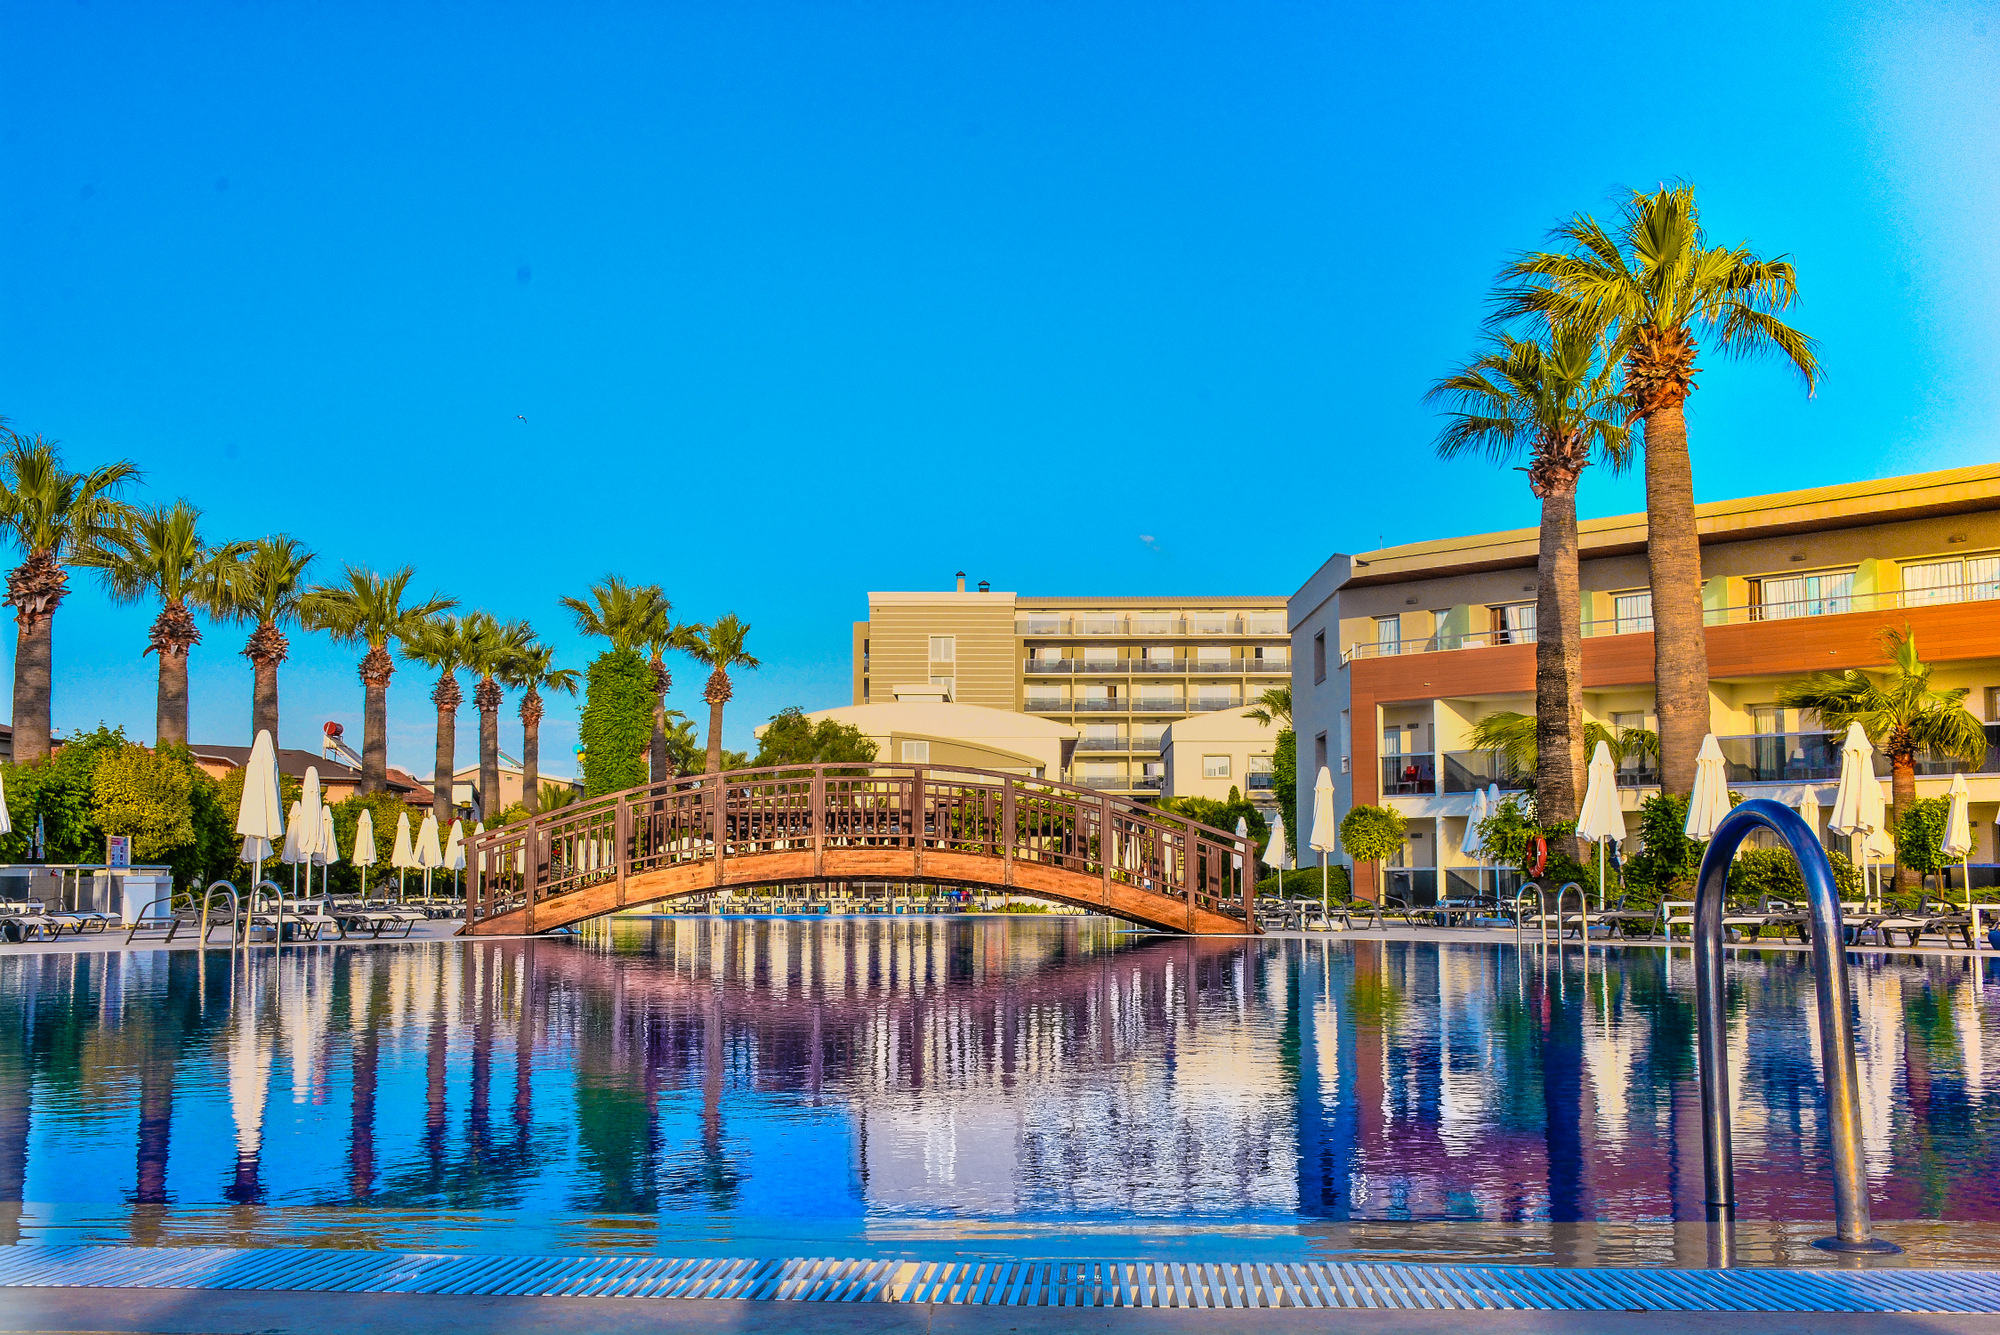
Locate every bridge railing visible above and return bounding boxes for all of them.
[464,763,1258,932]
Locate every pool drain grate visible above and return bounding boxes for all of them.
[4,1245,2000,1313]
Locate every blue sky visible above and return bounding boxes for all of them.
[3,0,1995,775]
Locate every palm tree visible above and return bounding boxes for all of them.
[687,614,759,773]
[215,535,315,746]
[82,500,248,747]
[646,620,702,781]
[401,615,466,825]
[1430,323,1629,842]
[0,432,140,762]
[301,566,455,793]
[507,641,579,815]
[1468,711,1651,792]
[1497,185,1819,796]
[1243,685,1291,728]
[559,574,666,654]
[1777,626,1988,889]
[459,612,536,821]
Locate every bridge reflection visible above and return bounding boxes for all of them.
[3,924,2000,1253]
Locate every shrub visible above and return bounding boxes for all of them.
[1257,865,1351,900]
[1622,793,1704,900]
[579,648,653,797]
[1339,804,1406,863]
[1894,796,1952,880]
[752,707,879,770]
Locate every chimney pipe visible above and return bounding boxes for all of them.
[955,571,966,593]
[978,580,990,593]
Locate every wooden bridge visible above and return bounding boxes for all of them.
[462,764,1259,937]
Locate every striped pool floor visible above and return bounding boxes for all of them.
[4,1245,2000,1314]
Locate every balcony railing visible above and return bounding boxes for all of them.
[1381,753,1437,796]
[1018,615,1278,636]
[1072,697,1126,712]
[1024,658,1278,675]
[1024,698,1070,712]
[1714,726,2000,783]
[1441,749,1529,794]
[1247,772,1275,791]
[1186,696,1243,713]
[1342,580,2000,664]
[1074,735,1133,751]
[1134,698,1183,712]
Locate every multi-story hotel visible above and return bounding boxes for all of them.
[853,578,1289,799]
[1290,464,2000,901]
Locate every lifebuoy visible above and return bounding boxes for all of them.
[1529,837,1548,877]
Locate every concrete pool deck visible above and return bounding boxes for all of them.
[6,913,1999,962]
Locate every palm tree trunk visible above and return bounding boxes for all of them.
[432,692,456,828]
[253,661,278,746]
[522,693,542,816]
[1892,753,1918,892]
[1642,398,1710,797]
[651,701,668,783]
[156,649,190,747]
[10,613,53,765]
[478,682,501,823]
[1534,483,1586,855]
[705,694,726,774]
[361,675,389,795]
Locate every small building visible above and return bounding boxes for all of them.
[762,700,1076,779]
[452,762,584,820]
[1161,710,1280,808]
[188,744,434,809]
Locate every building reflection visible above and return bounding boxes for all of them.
[3,927,2000,1245]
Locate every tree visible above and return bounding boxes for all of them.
[1338,803,1407,901]
[1158,789,1268,850]
[687,614,759,774]
[1498,186,1819,795]
[91,743,197,862]
[1431,322,1629,849]
[214,535,314,746]
[1778,626,1988,888]
[750,707,878,771]
[661,710,702,778]
[1242,687,1293,860]
[83,500,247,746]
[646,619,702,782]
[579,648,653,797]
[459,612,535,821]
[560,574,666,654]
[301,566,455,794]
[508,642,579,815]
[400,614,466,826]
[0,432,140,762]
[1243,685,1291,728]
[1466,710,1655,794]
[1892,797,1952,891]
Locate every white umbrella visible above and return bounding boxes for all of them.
[1683,735,1733,841]
[1944,772,1975,916]
[1462,787,1490,903]
[445,819,466,900]
[390,811,416,902]
[279,801,307,866]
[234,730,286,934]
[352,807,377,898]
[1310,765,1338,912]
[1796,785,1823,845]
[1577,740,1627,910]
[1265,811,1292,875]
[296,767,324,928]
[0,767,11,836]
[1233,816,1248,874]
[314,806,341,912]
[1829,722,1882,908]
[416,812,444,899]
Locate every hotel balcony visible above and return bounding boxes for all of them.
[1015,615,1288,637]
[1073,735,1165,753]
[1024,658,1288,675]
[1380,754,1437,797]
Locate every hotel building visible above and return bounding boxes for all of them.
[1290,464,2000,901]
[853,578,1289,800]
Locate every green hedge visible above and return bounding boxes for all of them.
[1258,865,1351,900]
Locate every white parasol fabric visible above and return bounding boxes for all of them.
[235,729,286,846]
[279,801,307,865]
[1796,786,1824,845]
[352,809,378,867]
[1829,722,1885,906]
[1683,735,1733,841]
[1945,773,1975,913]
[416,812,444,870]
[0,767,11,836]
[390,811,416,870]
[313,805,340,868]
[1233,816,1248,873]
[1461,788,1490,858]
[445,819,466,873]
[1577,740,1627,910]
[298,767,324,861]
[1265,812,1292,872]
[1310,766,1338,909]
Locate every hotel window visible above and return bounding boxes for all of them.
[929,635,955,663]
[1381,726,1403,758]
[1756,568,1854,620]
[1988,687,2000,723]
[901,741,930,763]
[1135,724,1167,750]
[1136,688,1181,711]
[1313,631,1327,682]
[1203,755,1232,779]
[1132,614,1174,635]
[1903,555,2000,606]
[1248,754,1275,790]
[1314,732,1328,774]
[1192,613,1231,634]
[929,676,954,701]
[1491,602,1536,644]
[1140,645,1177,668]
[1082,647,1119,670]
[1374,615,1402,650]
[1025,688,1066,711]
[1195,645,1231,665]
[1612,590,1654,633]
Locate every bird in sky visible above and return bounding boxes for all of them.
[516,414,527,422]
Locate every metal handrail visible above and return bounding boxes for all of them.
[1514,881,1543,947]
[199,880,239,947]
[1693,798,1898,1255]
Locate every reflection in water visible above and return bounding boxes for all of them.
[4,920,2000,1259]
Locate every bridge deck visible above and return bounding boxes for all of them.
[463,764,1258,937]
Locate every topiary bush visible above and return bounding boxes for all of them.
[1339,804,1406,862]
[579,648,653,797]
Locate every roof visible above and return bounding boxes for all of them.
[190,744,431,799]
[1162,711,1280,745]
[1341,462,2000,587]
[783,700,1078,741]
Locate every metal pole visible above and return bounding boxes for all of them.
[1693,798,1898,1254]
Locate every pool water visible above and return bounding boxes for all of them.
[5,917,2000,1264]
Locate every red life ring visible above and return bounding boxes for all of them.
[1529,837,1548,877]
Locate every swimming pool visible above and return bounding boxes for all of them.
[4,918,1999,1265]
